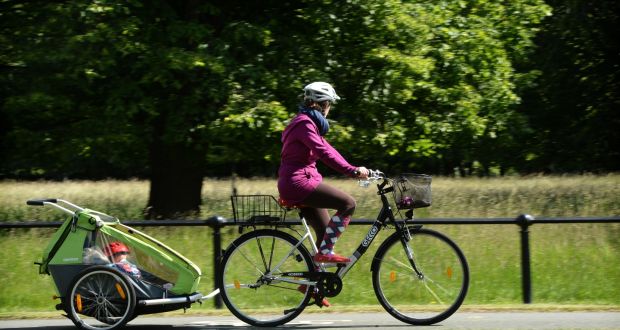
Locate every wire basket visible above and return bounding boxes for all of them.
[392,174,432,209]
[230,195,286,224]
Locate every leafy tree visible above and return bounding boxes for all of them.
[2,2,146,179]
[1,0,552,218]
[294,0,550,175]
[518,0,620,172]
[1,1,290,217]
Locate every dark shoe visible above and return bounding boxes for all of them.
[297,285,331,307]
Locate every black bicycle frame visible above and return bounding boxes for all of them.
[336,179,405,278]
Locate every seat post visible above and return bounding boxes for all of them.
[279,197,319,256]
[298,212,318,255]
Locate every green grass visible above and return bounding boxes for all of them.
[0,175,619,314]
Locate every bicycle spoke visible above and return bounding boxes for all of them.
[423,274,455,297]
[422,278,445,305]
[105,298,122,315]
[268,235,276,272]
[232,241,267,277]
[83,281,98,297]
[385,255,415,272]
[81,301,97,315]
[255,235,270,272]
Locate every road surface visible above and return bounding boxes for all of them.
[1,312,619,329]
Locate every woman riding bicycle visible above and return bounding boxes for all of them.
[277,82,370,266]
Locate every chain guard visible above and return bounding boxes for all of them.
[280,270,343,298]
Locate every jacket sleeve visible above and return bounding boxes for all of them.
[297,120,357,176]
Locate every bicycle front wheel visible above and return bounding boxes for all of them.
[218,229,314,327]
[372,227,469,325]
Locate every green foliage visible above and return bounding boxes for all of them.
[294,0,551,174]
[518,0,620,172]
[1,0,556,180]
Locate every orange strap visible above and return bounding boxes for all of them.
[278,197,307,209]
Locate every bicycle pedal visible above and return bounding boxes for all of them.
[313,297,330,308]
[304,299,323,308]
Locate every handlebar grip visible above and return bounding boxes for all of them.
[26,198,58,206]
[355,169,385,179]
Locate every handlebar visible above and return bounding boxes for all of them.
[26,199,118,225]
[26,198,58,206]
[26,198,84,215]
[357,169,386,188]
[368,169,385,180]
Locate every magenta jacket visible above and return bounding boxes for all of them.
[277,113,357,204]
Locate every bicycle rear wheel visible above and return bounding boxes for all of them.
[372,227,469,325]
[218,229,314,327]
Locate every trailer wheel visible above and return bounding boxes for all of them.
[66,266,136,330]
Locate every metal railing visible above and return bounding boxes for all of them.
[2,215,619,308]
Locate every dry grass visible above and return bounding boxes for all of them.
[0,174,618,313]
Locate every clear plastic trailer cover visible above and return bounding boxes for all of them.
[41,208,201,296]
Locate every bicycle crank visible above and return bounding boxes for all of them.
[317,274,343,297]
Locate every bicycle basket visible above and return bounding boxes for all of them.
[392,174,432,209]
[230,195,286,224]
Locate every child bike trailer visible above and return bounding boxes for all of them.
[28,198,217,330]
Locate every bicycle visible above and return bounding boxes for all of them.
[218,171,469,327]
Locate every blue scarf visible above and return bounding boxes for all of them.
[299,106,329,136]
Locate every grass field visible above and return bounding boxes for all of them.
[0,174,619,315]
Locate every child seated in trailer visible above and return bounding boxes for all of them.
[103,241,142,279]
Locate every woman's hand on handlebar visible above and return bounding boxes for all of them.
[356,168,385,188]
[355,167,370,179]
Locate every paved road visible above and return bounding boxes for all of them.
[1,312,619,330]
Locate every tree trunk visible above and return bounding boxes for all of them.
[145,141,205,219]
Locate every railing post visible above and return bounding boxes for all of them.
[517,214,534,304]
[207,215,226,309]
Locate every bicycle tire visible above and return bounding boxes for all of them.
[372,227,469,325]
[65,266,136,330]
[218,229,314,327]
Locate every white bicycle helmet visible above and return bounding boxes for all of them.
[303,82,341,103]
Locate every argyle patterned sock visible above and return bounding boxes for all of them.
[318,213,351,255]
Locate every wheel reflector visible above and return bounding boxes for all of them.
[389,271,396,282]
[75,294,82,312]
[446,266,453,279]
[234,279,241,289]
[115,283,126,300]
